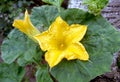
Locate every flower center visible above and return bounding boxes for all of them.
[59,43,66,50]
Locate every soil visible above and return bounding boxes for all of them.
[102,0,120,29]
[0,33,4,63]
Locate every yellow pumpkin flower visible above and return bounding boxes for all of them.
[12,10,40,40]
[34,16,89,68]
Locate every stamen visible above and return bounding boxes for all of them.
[59,43,65,50]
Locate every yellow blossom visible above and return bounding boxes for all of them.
[12,10,40,40]
[34,16,89,68]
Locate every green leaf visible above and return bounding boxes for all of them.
[0,63,25,82]
[60,8,89,24]
[17,56,28,66]
[36,67,53,82]
[50,9,120,82]
[83,0,109,15]
[42,0,63,8]
[31,5,59,31]
[1,29,42,66]
[51,60,91,82]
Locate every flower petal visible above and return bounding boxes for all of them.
[45,50,64,68]
[66,24,87,43]
[12,10,40,37]
[34,31,57,51]
[49,16,69,39]
[65,42,89,61]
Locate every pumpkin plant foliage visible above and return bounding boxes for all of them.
[1,1,120,82]
[0,63,25,82]
[1,29,42,66]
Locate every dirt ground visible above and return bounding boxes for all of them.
[0,33,3,63]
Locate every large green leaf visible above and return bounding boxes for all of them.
[1,29,42,66]
[31,5,59,31]
[36,67,53,82]
[0,63,25,82]
[50,9,120,82]
[60,8,89,24]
